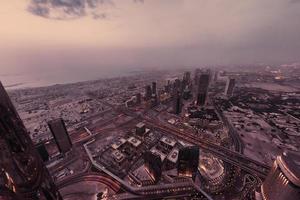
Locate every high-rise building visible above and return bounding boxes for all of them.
[152,82,157,95]
[183,88,192,100]
[224,78,235,97]
[144,151,162,183]
[177,146,199,179]
[173,92,183,115]
[48,119,72,154]
[36,143,50,162]
[213,71,218,82]
[197,74,210,106]
[197,92,206,106]
[135,122,146,137]
[151,94,158,107]
[144,85,152,100]
[260,152,300,200]
[182,71,191,90]
[174,79,181,92]
[183,71,191,84]
[0,82,62,200]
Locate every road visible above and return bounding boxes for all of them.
[56,172,121,192]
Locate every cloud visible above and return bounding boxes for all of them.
[27,0,145,20]
[27,0,114,20]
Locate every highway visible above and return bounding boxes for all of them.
[56,172,121,192]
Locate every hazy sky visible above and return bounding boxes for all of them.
[1,0,300,75]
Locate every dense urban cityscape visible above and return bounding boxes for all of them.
[1,64,299,200]
[1,0,300,199]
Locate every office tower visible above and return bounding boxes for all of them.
[144,151,162,183]
[36,143,50,162]
[48,118,72,154]
[260,152,300,200]
[183,71,191,84]
[207,69,213,84]
[0,82,62,200]
[177,146,199,179]
[197,74,210,106]
[152,82,157,95]
[136,93,141,105]
[182,71,191,91]
[151,94,158,107]
[174,79,181,91]
[183,88,192,100]
[136,122,146,137]
[145,85,152,100]
[213,71,218,82]
[173,92,183,115]
[165,80,171,93]
[224,78,235,97]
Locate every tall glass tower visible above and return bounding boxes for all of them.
[0,82,62,200]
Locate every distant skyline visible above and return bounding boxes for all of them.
[1,0,300,76]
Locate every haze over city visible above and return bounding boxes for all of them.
[1,0,300,88]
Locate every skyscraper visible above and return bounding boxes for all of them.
[173,79,181,92]
[183,71,191,84]
[0,82,62,200]
[152,82,157,95]
[197,74,210,106]
[36,143,50,162]
[144,151,162,183]
[150,93,158,107]
[260,152,300,200]
[48,119,72,154]
[177,146,199,179]
[135,122,146,137]
[144,85,152,100]
[173,92,183,115]
[213,71,218,82]
[224,78,235,97]
[182,71,191,90]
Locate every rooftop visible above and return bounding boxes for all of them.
[136,122,145,129]
[160,136,176,147]
[150,147,166,162]
[127,136,142,147]
[112,150,126,163]
[167,148,179,163]
[277,151,300,187]
[111,138,127,149]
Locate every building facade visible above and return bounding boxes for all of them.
[197,74,210,106]
[0,82,62,200]
[177,146,199,179]
[144,151,162,183]
[261,152,300,200]
[224,78,235,97]
[48,119,72,154]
